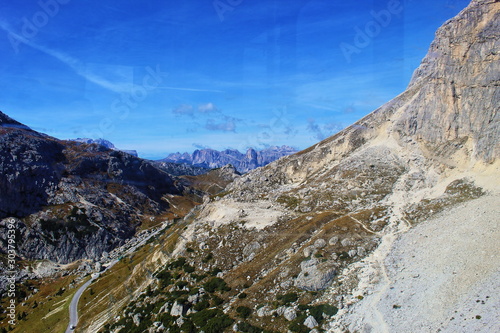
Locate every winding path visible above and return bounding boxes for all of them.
[65,274,97,333]
[65,223,168,332]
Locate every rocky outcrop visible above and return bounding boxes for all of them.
[0,127,65,218]
[160,145,298,173]
[227,0,499,199]
[0,116,197,263]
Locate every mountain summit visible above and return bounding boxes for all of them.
[0,110,31,131]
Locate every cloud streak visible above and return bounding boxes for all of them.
[0,20,130,93]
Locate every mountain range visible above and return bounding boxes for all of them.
[160,146,298,173]
[0,1,498,332]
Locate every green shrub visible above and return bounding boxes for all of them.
[181,320,196,333]
[203,277,230,293]
[309,304,338,323]
[204,314,234,333]
[191,309,221,327]
[211,294,224,306]
[193,299,210,311]
[170,290,188,300]
[169,257,187,269]
[156,269,173,287]
[277,292,298,304]
[188,287,200,295]
[184,264,195,273]
[192,273,208,281]
[202,253,214,263]
[289,313,308,332]
[236,306,252,318]
[338,252,350,260]
[176,281,189,289]
[237,322,264,333]
[238,292,248,299]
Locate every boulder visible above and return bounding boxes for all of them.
[284,307,297,321]
[304,315,318,329]
[170,301,185,317]
[294,258,336,291]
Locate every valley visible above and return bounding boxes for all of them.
[0,0,499,332]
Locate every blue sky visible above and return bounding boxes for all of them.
[0,0,469,159]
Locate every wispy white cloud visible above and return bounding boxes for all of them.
[0,20,130,93]
[198,102,218,113]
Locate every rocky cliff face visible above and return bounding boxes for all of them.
[73,1,499,332]
[161,145,298,173]
[400,0,499,163]
[0,116,203,263]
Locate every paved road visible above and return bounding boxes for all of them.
[65,276,94,333]
[64,224,166,332]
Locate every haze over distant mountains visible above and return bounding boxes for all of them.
[160,145,298,173]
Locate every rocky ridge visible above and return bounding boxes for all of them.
[0,116,207,264]
[160,145,298,173]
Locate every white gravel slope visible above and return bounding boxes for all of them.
[342,194,500,333]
